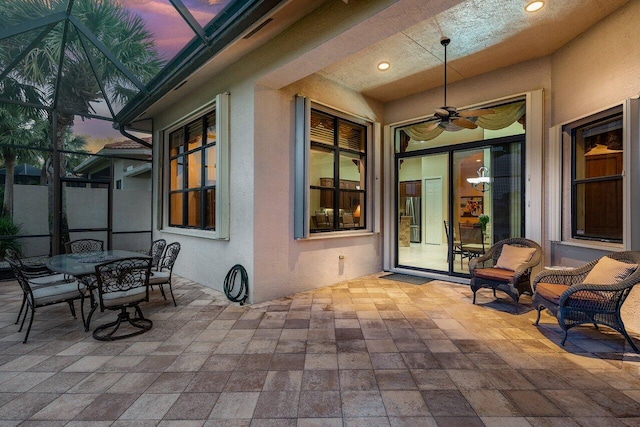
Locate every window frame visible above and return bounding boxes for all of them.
[162,93,229,240]
[295,96,375,239]
[550,98,638,250]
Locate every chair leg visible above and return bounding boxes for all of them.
[168,281,176,307]
[158,284,167,300]
[472,290,477,305]
[561,330,568,346]
[68,301,77,319]
[93,307,152,341]
[23,307,35,344]
[85,302,98,332]
[16,295,26,325]
[620,327,639,353]
[534,306,543,326]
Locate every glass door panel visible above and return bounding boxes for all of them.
[452,141,523,274]
[397,153,449,271]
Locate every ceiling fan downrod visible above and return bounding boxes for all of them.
[441,37,450,108]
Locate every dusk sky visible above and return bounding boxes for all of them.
[73,0,231,149]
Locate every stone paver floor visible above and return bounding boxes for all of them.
[0,273,640,426]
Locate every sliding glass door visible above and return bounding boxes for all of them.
[396,136,524,276]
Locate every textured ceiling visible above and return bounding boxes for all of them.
[318,0,629,102]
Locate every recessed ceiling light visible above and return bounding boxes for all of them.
[525,1,544,12]
[377,61,390,71]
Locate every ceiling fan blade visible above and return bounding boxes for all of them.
[424,120,441,132]
[458,108,495,117]
[452,117,478,129]
[434,108,450,117]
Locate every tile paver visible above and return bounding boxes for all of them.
[0,273,638,425]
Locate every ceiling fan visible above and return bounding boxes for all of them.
[425,37,495,132]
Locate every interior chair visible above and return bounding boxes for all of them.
[149,242,181,306]
[6,257,86,343]
[315,211,330,228]
[5,249,75,325]
[65,239,104,254]
[459,223,485,269]
[342,212,355,227]
[532,251,640,352]
[92,257,152,341]
[469,238,542,313]
[148,239,167,270]
[443,221,463,264]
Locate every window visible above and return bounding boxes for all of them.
[295,97,372,238]
[164,93,229,238]
[565,106,623,242]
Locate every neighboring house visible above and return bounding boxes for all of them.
[73,138,152,191]
[0,164,41,185]
[112,0,640,330]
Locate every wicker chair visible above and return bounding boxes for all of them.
[469,238,542,313]
[532,251,640,353]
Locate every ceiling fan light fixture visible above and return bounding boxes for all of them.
[377,61,390,71]
[525,1,544,12]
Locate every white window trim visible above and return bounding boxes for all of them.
[294,95,379,239]
[549,97,639,251]
[160,93,230,240]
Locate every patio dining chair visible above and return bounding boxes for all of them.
[65,239,104,254]
[92,257,152,341]
[149,242,181,306]
[148,239,167,270]
[6,257,86,343]
[5,249,75,325]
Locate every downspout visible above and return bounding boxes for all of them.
[118,124,152,148]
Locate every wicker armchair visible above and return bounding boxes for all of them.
[469,238,542,313]
[532,251,640,353]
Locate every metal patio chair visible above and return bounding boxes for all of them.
[149,242,181,306]
[92,257,152,341]
[65,239,104,254]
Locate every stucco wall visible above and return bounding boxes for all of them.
[549,0,640,332]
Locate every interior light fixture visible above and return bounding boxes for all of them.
[467,166,491,192]
[525,1,544,12]
[377,61,390,71]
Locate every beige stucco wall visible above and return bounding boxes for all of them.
[150,0,459,303]
[548,0,640,333]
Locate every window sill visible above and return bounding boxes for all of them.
[553,239,623,251]
[302,230,376,240]
[162,226,229,241]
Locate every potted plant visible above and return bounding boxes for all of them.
[478,214,490,235]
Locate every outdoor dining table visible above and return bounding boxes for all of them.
[46,250,151,331]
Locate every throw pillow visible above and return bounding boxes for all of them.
[495,244,537,271]
[582,256,638,285]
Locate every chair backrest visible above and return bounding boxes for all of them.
[94,257,151,311]
[4,248,23,267]
[5,257,34,300]
[488,237,542,269]
[159,242,181,272]
[65,239,104,254]
[343,212,354,227]
[148,239,167,269]
[459,223,483,245]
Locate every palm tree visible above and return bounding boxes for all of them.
[0,0,162,250]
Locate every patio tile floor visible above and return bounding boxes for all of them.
[1,273,640,425]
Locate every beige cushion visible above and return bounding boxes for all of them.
[29,273,70,286]
[93,287,147,308]
[148,270,170,285]
[495,244,537,271]
[32,281,85,305]
[582,256,638,285]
